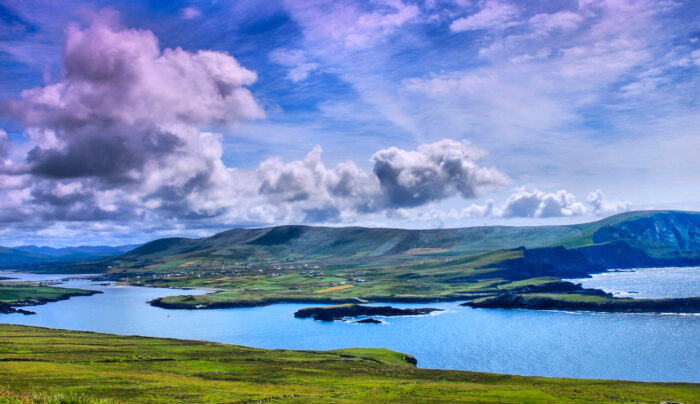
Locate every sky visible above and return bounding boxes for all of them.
[0,0,699,247]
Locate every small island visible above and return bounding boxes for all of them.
[294,303,442,322]
[353,318,383,324]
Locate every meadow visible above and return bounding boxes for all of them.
[1,324,698,403]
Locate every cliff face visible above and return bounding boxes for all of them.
[490,242,671,280]
[487,213,700,280]
[593,211,700,253]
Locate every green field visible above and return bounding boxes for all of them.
[139,249,536,309]
[0,282,97,306]
[0,325,698,403]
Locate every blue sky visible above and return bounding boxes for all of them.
[0,0,699,246]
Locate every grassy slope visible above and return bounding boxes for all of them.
[0,325,698,403]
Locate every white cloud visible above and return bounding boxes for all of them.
[499,187,587,218]
[462,199,495,218]
[180,7,202,20]
[529,11,583,33]
[256,145,380,219]
[255,139,509,218]
[587,189,631,216]
[371,139,509,208]
[269,48,319,82]
[283,0,419,52]
[450,1,519,32]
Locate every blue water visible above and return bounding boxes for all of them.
[1,272,698,382]
[566,266,700,299]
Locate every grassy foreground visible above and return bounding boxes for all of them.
[1,325,699,403]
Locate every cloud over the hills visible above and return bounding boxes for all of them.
[256,140,508,218]
[587,189,631,216]
[499,187,587,218]
[371,139,509,208]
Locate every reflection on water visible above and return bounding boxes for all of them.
[1,271,699,382]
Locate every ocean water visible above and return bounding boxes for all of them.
[566,266,700,299]
[1,271,698,382]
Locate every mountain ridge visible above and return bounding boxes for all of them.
[121,210,699,264]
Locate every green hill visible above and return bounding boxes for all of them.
[105,211,700,310]
[122,210,700,265]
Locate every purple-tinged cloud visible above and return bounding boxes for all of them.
[269,48,319,82]
[283,0,419,52]
[3,17,263,182]
[450,1,519,32]
[180,7,202,20]
[256,145,381,219]
[0,130,8,160]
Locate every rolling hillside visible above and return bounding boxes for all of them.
[122,210,700,265]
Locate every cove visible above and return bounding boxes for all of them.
[1,272,698,383]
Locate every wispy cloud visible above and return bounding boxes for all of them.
[450,0,519,32]
[269,48,319,82]
[179,7,202,20]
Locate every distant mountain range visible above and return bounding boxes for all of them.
[0,245,138,266]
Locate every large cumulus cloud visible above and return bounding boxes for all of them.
[371,139,509,208]
[587,189,630,216]
[256,145,380,221]
[0,15,264,226]
[3,16,262,183]
[254,140,509,221]
[499,187,587,218]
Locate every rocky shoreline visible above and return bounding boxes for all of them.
[293,303,443,322]
[461,293,700,313]
[0,301,36,315]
